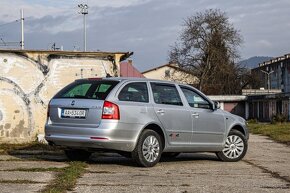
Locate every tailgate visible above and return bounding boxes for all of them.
[49,99,104,127]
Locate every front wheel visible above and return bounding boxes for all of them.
[216,130,248,162]
[132,130,163,167]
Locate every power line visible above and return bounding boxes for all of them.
[0,42,19,47]
[0,43,19,45]
[0,10,24,49]
[0,37,6,46]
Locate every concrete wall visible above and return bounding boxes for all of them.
[0,51,123,143]
[209,95,248,119]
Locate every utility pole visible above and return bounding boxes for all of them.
[261,69,274,93]
[20,9,24,49]
[78,4,88,52]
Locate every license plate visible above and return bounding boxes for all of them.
[61,109,86,118]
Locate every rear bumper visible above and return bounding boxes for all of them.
[45,120,143,152]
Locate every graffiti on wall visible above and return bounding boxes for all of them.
[0,51,116,143]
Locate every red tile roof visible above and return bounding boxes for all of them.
[120,61,144,78]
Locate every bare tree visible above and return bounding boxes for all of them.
[169,9,245,94]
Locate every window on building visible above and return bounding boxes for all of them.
[164,69,170,78]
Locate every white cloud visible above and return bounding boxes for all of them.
[0,1,68,22]
[1,0,290,70]
[0,0,153,34]
[0,0,151,23]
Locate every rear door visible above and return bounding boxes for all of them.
[116,81,150,125]
[150,82,192,145]
[49,80,118,128]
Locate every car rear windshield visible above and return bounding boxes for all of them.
[53,80,119,100]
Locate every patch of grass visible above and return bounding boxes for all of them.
[41,161,87,193]
[89,170,114,174]
[5,167,65,172]
[0,179,41,184]
[0,142,60,155]
[248,122,290,144]
[0,157,53,162]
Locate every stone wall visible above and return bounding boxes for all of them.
[0,50,125,143]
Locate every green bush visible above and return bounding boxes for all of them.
[247,119,258,124]
[271,113,287,124]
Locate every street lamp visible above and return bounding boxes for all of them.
[78,4,88,51]
[261,69,274,93]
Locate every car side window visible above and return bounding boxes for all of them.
[151,83,183,106]
[118,82,149,103]
[180,87,211,109]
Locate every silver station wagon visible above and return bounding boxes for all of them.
[45,78,249,167]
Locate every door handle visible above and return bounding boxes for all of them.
[192,112,199,118]
[157,109,165,114]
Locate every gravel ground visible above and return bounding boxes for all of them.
[0,134,289,193]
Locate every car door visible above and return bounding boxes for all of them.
[179,86,226,146]
[150,82,192,145]
[117,81,151,125]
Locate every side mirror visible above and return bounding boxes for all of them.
[214,101,221,110]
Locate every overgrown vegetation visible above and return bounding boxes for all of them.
[248,122,290,145]
[41,161,87,193]
[6,167,65,172]
[0,142,59,155]
[0,180,42,184]
[0,162,87,192]
[271,114,287,124]
[0,143,87,192]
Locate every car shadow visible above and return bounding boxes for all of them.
[88,152,220,166]
[6,149,68,162]
[160,153,219,163]
[87,153,139,167]
[7,150,220,167]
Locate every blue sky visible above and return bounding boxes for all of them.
[0,0,290,71]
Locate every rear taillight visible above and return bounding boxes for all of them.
[102,101,120,120]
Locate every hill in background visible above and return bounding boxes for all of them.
[239,56,273,69]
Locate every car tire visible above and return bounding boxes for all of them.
[162,152,180,158]
[132,130,163,167]
[216,130,248,162]
[65,149,91,161]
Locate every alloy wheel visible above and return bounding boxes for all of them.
[142,135,160,163]
[223,135,244,159]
